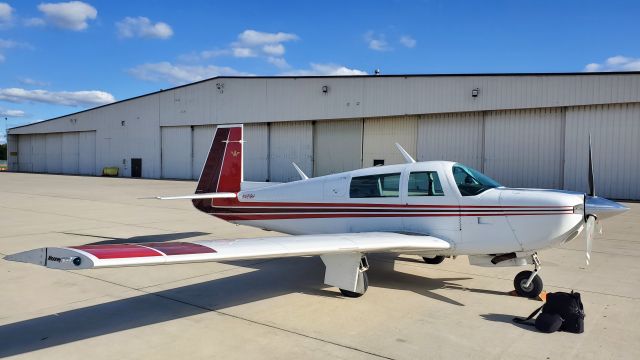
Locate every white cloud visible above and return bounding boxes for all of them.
[18,77,50,87]
[116,16,173,39]
[282,63,367,76]
[38,1,97,31]
[0,38,32,62]
[364,31,391,51]
[231,29,297,62]
[399,35,416,48]
[189,29,299,69]
[584,55,640,72]
[24,17,46,27]
[0,87,115,106]
[0,2,14,27]
[128,62,253,85]
[232,47,256,58]
[267,56,289,69]
[199,49,230,59]
[236,30,298,46]
[0,108,26,117]
[263,43,285,56]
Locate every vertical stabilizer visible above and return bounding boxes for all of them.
[193,124,243,212]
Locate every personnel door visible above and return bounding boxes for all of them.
[401,164,461,244]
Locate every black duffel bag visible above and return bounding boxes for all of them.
[513,291,585,334]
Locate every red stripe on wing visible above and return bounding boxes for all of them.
[144,242,216,255]
[72,244,162,259]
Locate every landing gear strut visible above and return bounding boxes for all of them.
[513,253,543,298]
[339,256,370,297]
[340,272,369,298]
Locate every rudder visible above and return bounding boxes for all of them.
[193,124,243,212]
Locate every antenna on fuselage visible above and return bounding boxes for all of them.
[395,143,416,164]
[292,162,309,180]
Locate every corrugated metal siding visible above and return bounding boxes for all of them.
[362,116,417,167]
[192,125,216,180]
[31,134,47,172]
[484,108,564,188]
[45,133,63,174]
[161,126,192,179]
[7,135,17,170]
[62,132,79,174]
[314,119,363,176]
[565,103,640,199]
[269,121,313,182]
[18,135,32,172]
[13,74,640,136]
[417,112,484,169]
[244,123,269,181]
[78,131,96,175]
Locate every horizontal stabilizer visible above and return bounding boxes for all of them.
[5,232,451,270]
[156,192,236,200]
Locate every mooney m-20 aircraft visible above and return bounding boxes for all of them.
[6,125,629,298]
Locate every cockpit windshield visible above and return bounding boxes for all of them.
[452,164,502,196]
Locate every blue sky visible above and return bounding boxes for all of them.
[1,0,640,142]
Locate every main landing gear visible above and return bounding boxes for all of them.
[513,253,543,298]
[422,255,445,264]
[321,253,370,298]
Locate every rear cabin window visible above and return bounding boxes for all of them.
[408,171,444,196]
[349,173,401,198]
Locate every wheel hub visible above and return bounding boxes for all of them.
[519,278,534,292]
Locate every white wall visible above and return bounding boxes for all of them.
[564,103,640,199]
[362,116,417,168]
[484,108,565,189]
[161,126,192,179]
[418,112,484,169]
[314,119,363,176]
[269,121,313,182]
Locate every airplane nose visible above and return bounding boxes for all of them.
[585,196,629,220]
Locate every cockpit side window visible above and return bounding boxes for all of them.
[452,164,501,196]
[349,173,401,198]
[408,171,444,196]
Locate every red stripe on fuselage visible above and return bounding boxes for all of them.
[215,211,574,221]
[72,244,163,259]
[212,198,572,209]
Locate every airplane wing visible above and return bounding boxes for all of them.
[5,232,450,270]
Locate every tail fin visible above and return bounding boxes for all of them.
[193,124,243,212]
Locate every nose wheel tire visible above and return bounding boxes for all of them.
[514,270,544,298]
[422,255,445,264]
[339,272,368,298]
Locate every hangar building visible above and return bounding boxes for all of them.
[7,73,640,199]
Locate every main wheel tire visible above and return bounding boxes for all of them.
[422,255,445,264]
[513,270,544,298]
[339,272,368,298]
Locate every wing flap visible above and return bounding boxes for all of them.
[5,232,451,270]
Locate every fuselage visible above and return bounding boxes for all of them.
[202,161,622,256]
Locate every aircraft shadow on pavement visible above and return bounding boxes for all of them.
[60,231,210,245]
[1,256,468,357]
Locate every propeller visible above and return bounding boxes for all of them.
[583,134,596,265]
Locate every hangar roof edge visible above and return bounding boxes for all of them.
[9,71,640,131]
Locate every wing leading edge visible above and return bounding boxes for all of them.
[5,232,451,270]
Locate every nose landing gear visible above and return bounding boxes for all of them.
[513,253,543,298]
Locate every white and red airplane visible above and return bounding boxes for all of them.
[6,124,628,298]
